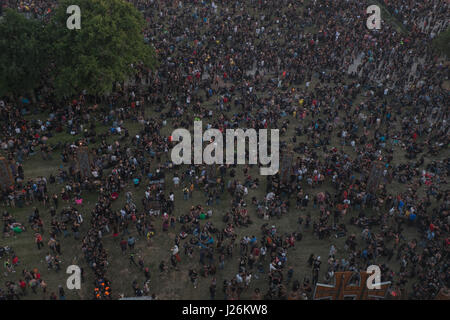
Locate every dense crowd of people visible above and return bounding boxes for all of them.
[0,0,448,300]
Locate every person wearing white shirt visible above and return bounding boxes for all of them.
[173,176,180,187]
[245,274,252,286]
[269,262,277,272]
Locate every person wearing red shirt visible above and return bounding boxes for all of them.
[19,279,27,295]
[12,255,19,266]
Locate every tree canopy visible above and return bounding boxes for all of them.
[0,0,158,100]
[0,9,49,98]
[432,27,450,58]
[49,0,158,98]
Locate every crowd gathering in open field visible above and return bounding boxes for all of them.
[0,0,449,300]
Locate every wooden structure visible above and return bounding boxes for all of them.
[0,157,14,191]
[76,146,92,178]
[313,271,390,300]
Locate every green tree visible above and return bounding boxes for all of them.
[49,0,158,99]
[0,9,48,99]
[432,27,450,57]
